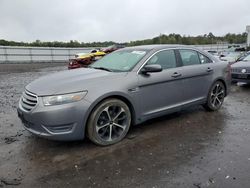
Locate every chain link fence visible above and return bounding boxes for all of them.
[0,46,93,63]
[0,44,246,64]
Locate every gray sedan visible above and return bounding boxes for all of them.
[231,54,250,84]
[17,45,231,146]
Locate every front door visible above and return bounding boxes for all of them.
[137,49,184,120]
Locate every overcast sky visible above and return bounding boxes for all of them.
[0,0,249,43]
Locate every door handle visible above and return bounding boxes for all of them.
[171,72,182,78]
[207,67,213,73]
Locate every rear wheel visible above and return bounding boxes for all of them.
[87,99,131,146]
[203,81,225,111]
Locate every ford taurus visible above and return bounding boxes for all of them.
[17,45,231,146]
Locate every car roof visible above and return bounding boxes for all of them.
[122,44,190,51]
[119,44,218,62]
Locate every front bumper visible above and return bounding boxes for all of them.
[68,65,81,69]
[68,63,81,69]
[17,96,91,141]
[232,73,250,84]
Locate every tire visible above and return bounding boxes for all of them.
[203,81,226,111]
[87,98,131,146]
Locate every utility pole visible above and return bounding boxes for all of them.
[247,25,250,47]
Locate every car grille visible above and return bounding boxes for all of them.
[232,74,250,79]
[231,68,250,73]
[20,90,38,112]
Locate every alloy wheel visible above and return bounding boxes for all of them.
[95,105,129,142]
[210,83,225,109]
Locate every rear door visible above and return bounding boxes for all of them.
[137,49,184,119]
[177,49,214,105]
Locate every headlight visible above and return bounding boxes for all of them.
[42,91,87,106]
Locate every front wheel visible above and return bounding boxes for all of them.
[87,99,131,146]
[203,81,225,111]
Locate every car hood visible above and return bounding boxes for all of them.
[221,56,237,62]
[231,61,250,68]
[26,68,127,96]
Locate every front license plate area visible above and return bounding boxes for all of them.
[238,74,248,79]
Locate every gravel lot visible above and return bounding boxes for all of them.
[0,64,250,188]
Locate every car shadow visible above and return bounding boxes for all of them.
[19,104,228,187]
[22,104,226,162]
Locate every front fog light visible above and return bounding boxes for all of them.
[42,91,87,106]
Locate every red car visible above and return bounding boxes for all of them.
[68,56,93,69]
[102,44,125,54]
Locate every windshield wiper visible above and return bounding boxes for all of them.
[91,67,113,72]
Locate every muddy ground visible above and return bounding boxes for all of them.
[0,64,250,188]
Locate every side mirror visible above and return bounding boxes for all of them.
[141,64,162,74]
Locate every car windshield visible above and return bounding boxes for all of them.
[243,54,250,61]
[90,49,148,72]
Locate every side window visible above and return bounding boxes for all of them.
[199,53,212,64]
[147,50,177,69]
[179,50,200,66]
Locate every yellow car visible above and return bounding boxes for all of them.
[76,50,106,59]
[69,49,106,69]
